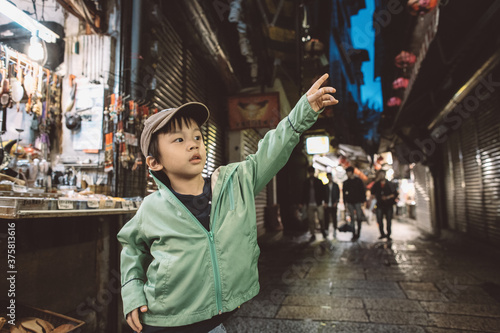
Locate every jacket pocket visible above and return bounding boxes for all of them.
[154,257,172,302]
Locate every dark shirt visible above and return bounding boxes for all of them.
[325,181,340,206]
[302,177,326,206]
[342,177,366,204]
[370,179,398,208]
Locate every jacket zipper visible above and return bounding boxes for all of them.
[154,167,238,315]
[208,231,222,314]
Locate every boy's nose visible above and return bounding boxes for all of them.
[188,141,199,150]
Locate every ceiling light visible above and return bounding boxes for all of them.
[28,34,45,61]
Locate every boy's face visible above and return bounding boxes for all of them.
[147,118,206,179]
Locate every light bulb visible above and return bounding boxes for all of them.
[28,36,44,61]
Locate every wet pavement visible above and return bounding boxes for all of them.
[225,217,500,332]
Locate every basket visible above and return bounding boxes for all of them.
[0,303,84,332]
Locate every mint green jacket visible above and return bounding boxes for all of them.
[117,94,321,327]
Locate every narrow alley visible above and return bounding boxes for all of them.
[225,218,500,333]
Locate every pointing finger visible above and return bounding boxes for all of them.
[309,73,329,92]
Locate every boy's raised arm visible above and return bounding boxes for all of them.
[246,74,338,194]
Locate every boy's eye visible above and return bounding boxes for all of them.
[195,135,201,140]
[174,138,184,143]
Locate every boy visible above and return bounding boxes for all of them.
[117,74,338,333]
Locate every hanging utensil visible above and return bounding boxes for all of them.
[11,56,24,111]
[1,49,11,133]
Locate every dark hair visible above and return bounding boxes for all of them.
[345,166,354,173]
[148,112,203,162]
[307,166,315,173]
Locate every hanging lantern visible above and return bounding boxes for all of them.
[392,77,409,90]
[394,51,416,68]
[407,0,439,16]
[387,97,402,107]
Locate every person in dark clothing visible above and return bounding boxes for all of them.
[342,166,366,241]
[324,173,340,238]
[301,166,327,241]
[370,170,399,241]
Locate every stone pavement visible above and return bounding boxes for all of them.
[224,217,500,333]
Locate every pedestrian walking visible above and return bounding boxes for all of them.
[370,170,398,241]
[342,166,366,241]
[324,173,340,238]
[301,166,327,241]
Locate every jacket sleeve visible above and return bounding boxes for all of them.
[245,94,322,194]
[116,213,153,319]
[333,183,340,203]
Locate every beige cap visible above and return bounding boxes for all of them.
[140,102,210,157]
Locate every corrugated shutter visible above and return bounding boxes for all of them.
[451,133,467,233]
[441,77,500,245]
[413,163,433,234]
[443,141,456,230]
[476,93,500,243]
[153,17,184,108]
[459,116,484,239]
[241,129,267,236]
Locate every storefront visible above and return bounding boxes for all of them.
[0,1,294,332]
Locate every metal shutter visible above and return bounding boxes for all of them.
[443,140,456,230]
[459,116,484,239]
[241,129,267,237]
[441,77,500,245]
[153,17,184,108]
[476,93,500,243]
[413,163,433,234]
[450,133,468,233]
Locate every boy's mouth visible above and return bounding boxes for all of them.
[190,154,202,163]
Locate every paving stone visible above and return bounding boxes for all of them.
[317,322,427,333]
[400,282,438,291]
[331,280,400,290]
[404,290,448,301]
[330,288,407,299]
[367,310,429,325]
[363,298,424,312]
[282,295,364,308]
[225,317,320,333]
[428,313,500,332]
[235,299,280,318]
[420,301,500,318]
[424,328,486,333]
[276,305,369,322]
[307,270,366,279]
[436,285,500,305]
[366,272,422,282]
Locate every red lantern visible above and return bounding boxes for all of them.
[392,77,409,90]
[394,51,416,68]
[407,0,438,16]
[387,97,402,107]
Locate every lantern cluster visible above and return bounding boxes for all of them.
[407,0,439,16]
[394,51,416,68]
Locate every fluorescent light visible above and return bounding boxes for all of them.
[0,0,59,43]
[306,136,330,155]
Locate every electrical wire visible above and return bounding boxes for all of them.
[41,0,45,21]
[31,0,38,20]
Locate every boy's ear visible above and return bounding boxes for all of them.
[146,156,164,171]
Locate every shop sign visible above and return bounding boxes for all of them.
[228,92,280,130]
